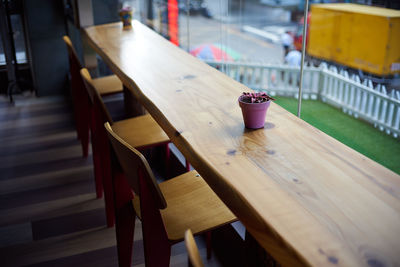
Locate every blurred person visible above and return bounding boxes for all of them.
[285,47,301,67]
[281,31,293,57]
[285,47,302,85]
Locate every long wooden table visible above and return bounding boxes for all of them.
[84,21,400,266]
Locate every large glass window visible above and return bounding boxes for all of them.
[123,0,400,175]
[0,14,27,66]
[297,2,400,175]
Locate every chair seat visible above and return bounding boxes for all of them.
[92,75,123,96]
[159,170,237,242]
[112,114,169,149]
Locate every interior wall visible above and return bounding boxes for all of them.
[92,0,119,25]
[24,0,120,97]
[24,0,68,96]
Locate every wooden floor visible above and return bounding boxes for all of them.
[0,95,245,267]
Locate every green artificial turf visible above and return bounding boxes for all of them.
[274,97,400,175]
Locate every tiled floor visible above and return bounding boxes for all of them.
[0,95,245,267]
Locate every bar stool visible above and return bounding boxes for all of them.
[80,68,170,228]
[105,122,237,267]
[185,229,204,267]
[62,35,123,158]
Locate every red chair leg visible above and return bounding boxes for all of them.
[139,170,171,267]
[80,103,90,158]
[185,159,191,172]
[97,131,116,227]
[81,125,89,158]
[92,149,104,198]
[101,150,116,228]
[76,112,89,158]
[90,111,103,199]
[78,80,90,158]
[113,171,135,267]
[115,203,135,267]
[68,52,90,157]
[206,231,212,259]
[69,71,82,141]
[70,90,81,140]
[165,143,170,177]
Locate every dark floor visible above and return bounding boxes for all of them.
[0,94,246,267]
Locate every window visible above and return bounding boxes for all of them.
[124,0,400,174]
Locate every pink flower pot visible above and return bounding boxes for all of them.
[238,96,271,129]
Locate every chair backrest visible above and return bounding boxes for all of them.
[63,36,85,94]
[62,36,82,71]
[80,68,114,124]
[185,229,204,267]
[105,122,172,266]
[104,122,166,208]
[62,36,91,156]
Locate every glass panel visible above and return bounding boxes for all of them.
[0,33,4,65]
[126,0,400,175]
[11,14,27,64]
[0,14,27,66]
[197,0,304,111]
[179,0,293,62]
[294,2,400,175]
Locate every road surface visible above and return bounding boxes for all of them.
[178,14,285,64]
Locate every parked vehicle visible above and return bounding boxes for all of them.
[294,3,400,86]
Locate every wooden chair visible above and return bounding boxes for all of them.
[104,122,237,267]
[80,68,170,228]
[63,35,123,201]
[62,35,123,159]
[185,229,204,267]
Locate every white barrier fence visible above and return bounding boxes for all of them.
[206,61,400,138]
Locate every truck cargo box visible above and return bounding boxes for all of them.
[307,4,400,76]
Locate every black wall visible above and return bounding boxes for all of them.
[25,0,119,96]
[25,0,68,96]
[93,0,119,25]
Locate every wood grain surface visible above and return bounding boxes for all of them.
[91,74,123,96]
[84,21,400,267]
[0,95,241,267]
[185,229,205,267]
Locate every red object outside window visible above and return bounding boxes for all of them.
[168,0,179,46]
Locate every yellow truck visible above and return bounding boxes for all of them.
[307,3,400,77]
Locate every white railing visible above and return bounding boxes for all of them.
[321,65,400,138]
[209,61,321,99]
[206,61,400,138]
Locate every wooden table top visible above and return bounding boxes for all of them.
[84,21,400,267]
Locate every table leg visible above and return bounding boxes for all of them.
[244,230,280,267]
[123,85,146,117]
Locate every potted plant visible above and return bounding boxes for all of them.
[238,92,275,129]
[119,6,134,30]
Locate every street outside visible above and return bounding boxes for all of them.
[177,2,298,64]
[175,3,400,91]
